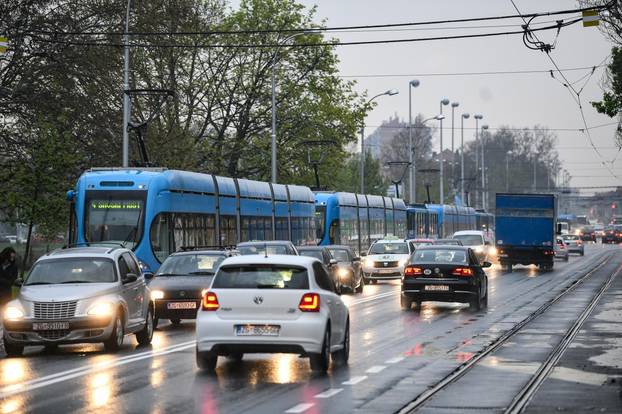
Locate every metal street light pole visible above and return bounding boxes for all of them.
[122,0,132,168]
[450,102,459,198]
[439,98,450,204]
[361,89,399,194]
[473,114,483,208]
[408,79,420,204]
[481,124,489,210]
[460,113,470,202]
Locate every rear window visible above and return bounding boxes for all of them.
[328,248,350,262]
[411,249,468,264]
[239,245,290,255]
[212,265,309,289]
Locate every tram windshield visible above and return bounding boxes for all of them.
[85,191,146,249]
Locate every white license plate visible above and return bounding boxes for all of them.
[235,325,280,336]
[379,268,395,274]
[167,302,197,310]
[424,285,449,292]
[33,321,70,330]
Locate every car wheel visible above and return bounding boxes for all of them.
[153,318,159,329]
[564,254,569,262]
[400,295,413,310]
[227,352,244,362]
[136,306,154,346]
[310,327,331,373]
[104,313,124,352]
[332,320,349,366]
[469,291,482,311]
[482,289,488,308]
[170,319,181,326]
[371,279,378,284]
[355,273,364,293]
[196,349,218,371]
[580,251,584,256]
[3,336,23,357]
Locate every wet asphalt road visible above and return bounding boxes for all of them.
[0,244,619,414]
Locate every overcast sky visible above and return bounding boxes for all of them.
[234,0,619,191]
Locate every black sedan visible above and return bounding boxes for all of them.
[326,245,364,293]
[401,246,490,311]
[149,248,238,327]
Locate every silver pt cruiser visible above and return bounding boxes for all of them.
[2,247,155,356]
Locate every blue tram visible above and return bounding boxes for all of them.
[406,204,493,239]
[67,169,316,271]
[315,192,407,254]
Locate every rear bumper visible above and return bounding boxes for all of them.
[196,312,328,354]
[3,317,114,345]
[496,247,554,265]
[401,278,478,303]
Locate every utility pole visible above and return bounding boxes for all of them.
[122,0,132,168]
[408,80,420,203]
[439,98,449,204]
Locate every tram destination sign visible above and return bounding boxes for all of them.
[90,200,142,210]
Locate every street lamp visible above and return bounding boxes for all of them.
[408,79,420,204]
[385,161,411,199]
[439,98,450,204]
[361,88,399,194]
[473,114,483,208]
[481,124,489,210]
[271,31,315,183]
[450,102,459,197]
[460,113,470,202]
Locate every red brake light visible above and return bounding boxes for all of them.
[299,293,320,312]
[404,266,423,277]
[202,291,220,311]
[452,267,474,277]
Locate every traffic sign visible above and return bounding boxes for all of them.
[0,37,7,53]
[582,10,600,27]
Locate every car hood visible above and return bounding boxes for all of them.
[149,275,213,290]
[19,283,119,302]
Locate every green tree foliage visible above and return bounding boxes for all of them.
[331,152,388,196]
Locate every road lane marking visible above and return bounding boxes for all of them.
[314,388,343,398]
[366,365,387,374]
[342,376,367,385]
[284,403,314,413]
[349,291,396,307]
[385,356,404,364]
[0,341,196,399]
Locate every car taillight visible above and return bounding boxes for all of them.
[202,291,220,311]
[404,266,423,277]
[452,267,474,277]
[544,250,554,255]
[577,240,582,245]
[299,293,320,312]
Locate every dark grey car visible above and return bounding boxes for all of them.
[327,245,364,294]
[297,246,341,292]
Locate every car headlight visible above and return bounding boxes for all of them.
[398,258,408,267]
[4,306,24,320]
[474,247,484,253]
[151,290,165,300]
[337,268,349,278]
[87,302,113,317]
[364,258,374,268]
[489,247,498,255]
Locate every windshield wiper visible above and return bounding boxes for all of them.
[256,283,281,289]
[24,282,52,286]
[157,273,183,277]
[59,280,92,284]
[189,271,214,275]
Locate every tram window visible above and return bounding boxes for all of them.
[276,217,288,240]
[150,213,172,263]
[329,219,340,244]
[220,215,237,245]
[150,213,216,262]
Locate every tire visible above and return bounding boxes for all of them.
[400,295,413,310]
[355,273,364,293]
[196,349,218,371]
[170,319,181,326]
[3,336,23,357]
[310,327,331,373]
[502,263,512,273]
[153,318,159,329]
[482,289,488,308]
[371,279,378,285]
[104,312,124,352]
[564,254,569,262]
[332,321,349,366]
[580,251,584,257]
[469,291,481,311]
[227,352,243,362]
[135,306,154,346]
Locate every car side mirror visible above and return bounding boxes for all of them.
[353,257,360,262]
[360,252,367,257]
[143,272,154,280]
[482,261,492,268]
[14,278,23,287]
[123,273,138,284]
[329,259,337,266]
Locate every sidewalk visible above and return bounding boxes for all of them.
[524,259,622,413]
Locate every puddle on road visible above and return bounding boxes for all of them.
[589,337,622,369]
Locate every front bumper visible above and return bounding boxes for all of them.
[3,316,113,345]
[401,277,478,303]
[362,265,404,279]
[196,312,327,355]
[154,299,200,320]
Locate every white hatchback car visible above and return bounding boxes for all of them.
[195,255,349,373]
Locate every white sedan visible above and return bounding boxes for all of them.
[195,255,349,373]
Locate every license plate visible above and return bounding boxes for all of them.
[235,325,280,336]
[379,268,395,274]
[33,321,70,330]
[424,285,449,292]
[167,302,197,310]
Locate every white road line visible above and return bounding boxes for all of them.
[366,365,387,374]
[342,376,368,385]
[0,341,196,399]
[284,403,315,413]
[314,388,343,399]
[385,356,405,364]
[349,291,396,307]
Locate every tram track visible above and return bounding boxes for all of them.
[397,251,617,414]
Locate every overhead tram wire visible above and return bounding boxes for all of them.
[27,19,583,49]
[21,1,614,37]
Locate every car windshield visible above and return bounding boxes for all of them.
[452,234,484,246]
[157,253,224,276]
[369,242,408,255]
[563,235,579,240]
[411,249,468,264]
[25,258,116,285]
[212,265,309,289]
[239,245,289,255]
[298,250,324,261]
[328,249,350,262]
